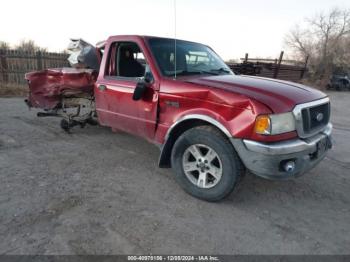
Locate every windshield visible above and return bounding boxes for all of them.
[148,38,233,77]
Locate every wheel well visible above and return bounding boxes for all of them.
[158,119,229,168]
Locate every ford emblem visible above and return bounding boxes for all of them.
[316,112,324,122]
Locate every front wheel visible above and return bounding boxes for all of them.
[171,126,244,201]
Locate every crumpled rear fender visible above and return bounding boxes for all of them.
[25,68,97,110]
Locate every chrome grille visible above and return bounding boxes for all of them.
[293,97,330,138]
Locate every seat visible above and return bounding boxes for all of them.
[118,47,145,77]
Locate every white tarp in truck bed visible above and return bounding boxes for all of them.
[67,39,100,71]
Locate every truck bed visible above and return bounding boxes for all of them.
[25,68,97,110]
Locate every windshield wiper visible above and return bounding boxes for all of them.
[210,67,231,74]
[167,70,218,76]
[198,70,220,75]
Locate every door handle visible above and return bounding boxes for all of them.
[98,85,106,91]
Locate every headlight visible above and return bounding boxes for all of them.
[254,112,295,135]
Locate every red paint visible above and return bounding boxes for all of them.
[26,35,328,144]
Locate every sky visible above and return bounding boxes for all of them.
[1,0,349,60]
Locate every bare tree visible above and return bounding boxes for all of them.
[0,41,10,50]
[16,40,47,52]
[285,7,350,82]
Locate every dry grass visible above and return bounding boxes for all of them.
[0,83,28,97]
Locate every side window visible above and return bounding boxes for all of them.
[105,42,146,78]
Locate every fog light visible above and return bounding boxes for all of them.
[283,161,296,173]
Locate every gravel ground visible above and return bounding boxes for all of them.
[0,92,349,255]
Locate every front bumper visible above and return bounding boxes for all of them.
[231,123,333,179]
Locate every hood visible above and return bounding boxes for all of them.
[184,74,327,113]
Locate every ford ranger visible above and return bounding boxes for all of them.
[25,35,333,201]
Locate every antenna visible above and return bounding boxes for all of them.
[174,0,177,79]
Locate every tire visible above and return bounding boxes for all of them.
[171,125,244,201]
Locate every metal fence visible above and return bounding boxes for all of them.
[227,51,309,82]
[0,49,69,85]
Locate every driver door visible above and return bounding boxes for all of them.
[95,41,158,140]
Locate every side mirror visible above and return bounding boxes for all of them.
[144,71,154,84]
[132,71,154,101]
[133,82,147,101]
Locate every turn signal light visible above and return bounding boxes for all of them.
[254,115,271,135]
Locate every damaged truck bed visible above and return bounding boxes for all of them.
[25,68,98,131]
[25,39,102,131]
[26,68,97,109]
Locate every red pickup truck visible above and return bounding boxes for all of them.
[25,35,332,201]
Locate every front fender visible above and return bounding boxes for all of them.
[165,113,232,140]
[158,112,232,168]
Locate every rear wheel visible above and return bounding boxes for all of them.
[171,126,243,201]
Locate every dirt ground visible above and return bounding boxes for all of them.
[0,92,349,255]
